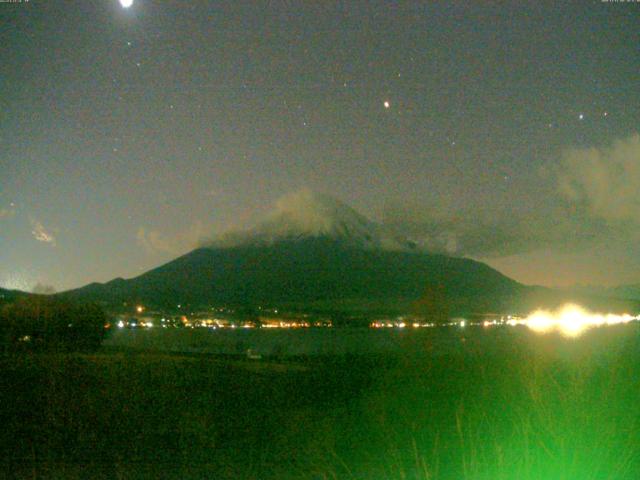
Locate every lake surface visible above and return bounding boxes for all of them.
[104,324,640,357]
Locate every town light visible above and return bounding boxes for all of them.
[521,304,638,338]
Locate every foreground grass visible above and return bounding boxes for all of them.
[2,326,640,479]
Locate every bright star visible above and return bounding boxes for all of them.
[578,113,584,120]
[120,0,133,8]
[383,100,390,109]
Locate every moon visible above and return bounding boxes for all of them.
[120,0,133,8]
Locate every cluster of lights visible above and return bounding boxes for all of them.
[458,305,638,337]
[260,320,332,329]
[116,304,637,338]
[512,304,639,338]
[192,319,255,329]
[116,313,332,330]
[370,321,437,329]
[368,305,639,338]
[262,321,310,329]
[117,320,154,329]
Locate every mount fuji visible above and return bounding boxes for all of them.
[209,190,413,251]
[61,190,531,316]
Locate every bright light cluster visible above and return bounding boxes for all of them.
[515,304,638,337]
[370,320,437,329]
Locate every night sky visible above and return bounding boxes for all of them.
[2,0,639,292]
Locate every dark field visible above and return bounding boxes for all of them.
[2,326,640,479]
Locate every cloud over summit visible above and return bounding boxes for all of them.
[144,133,640,274]
[137,221,208,255]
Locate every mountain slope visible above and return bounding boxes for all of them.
[59,190,639,317]
[0,287,30,304]
[62,236,524,315]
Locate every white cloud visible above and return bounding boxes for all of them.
[396,133,640,258]
[30,219,56,246]
[557,133,640,225]
[136,221,208,255]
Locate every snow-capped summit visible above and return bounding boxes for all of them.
[210,189,390,249]
[210,190,384,247]
[254,189,380,244]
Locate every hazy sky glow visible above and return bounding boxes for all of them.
[1,1,639,291]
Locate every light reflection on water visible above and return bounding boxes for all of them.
[104,318,639,358]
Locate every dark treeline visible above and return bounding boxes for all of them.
[0,296,107,352]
